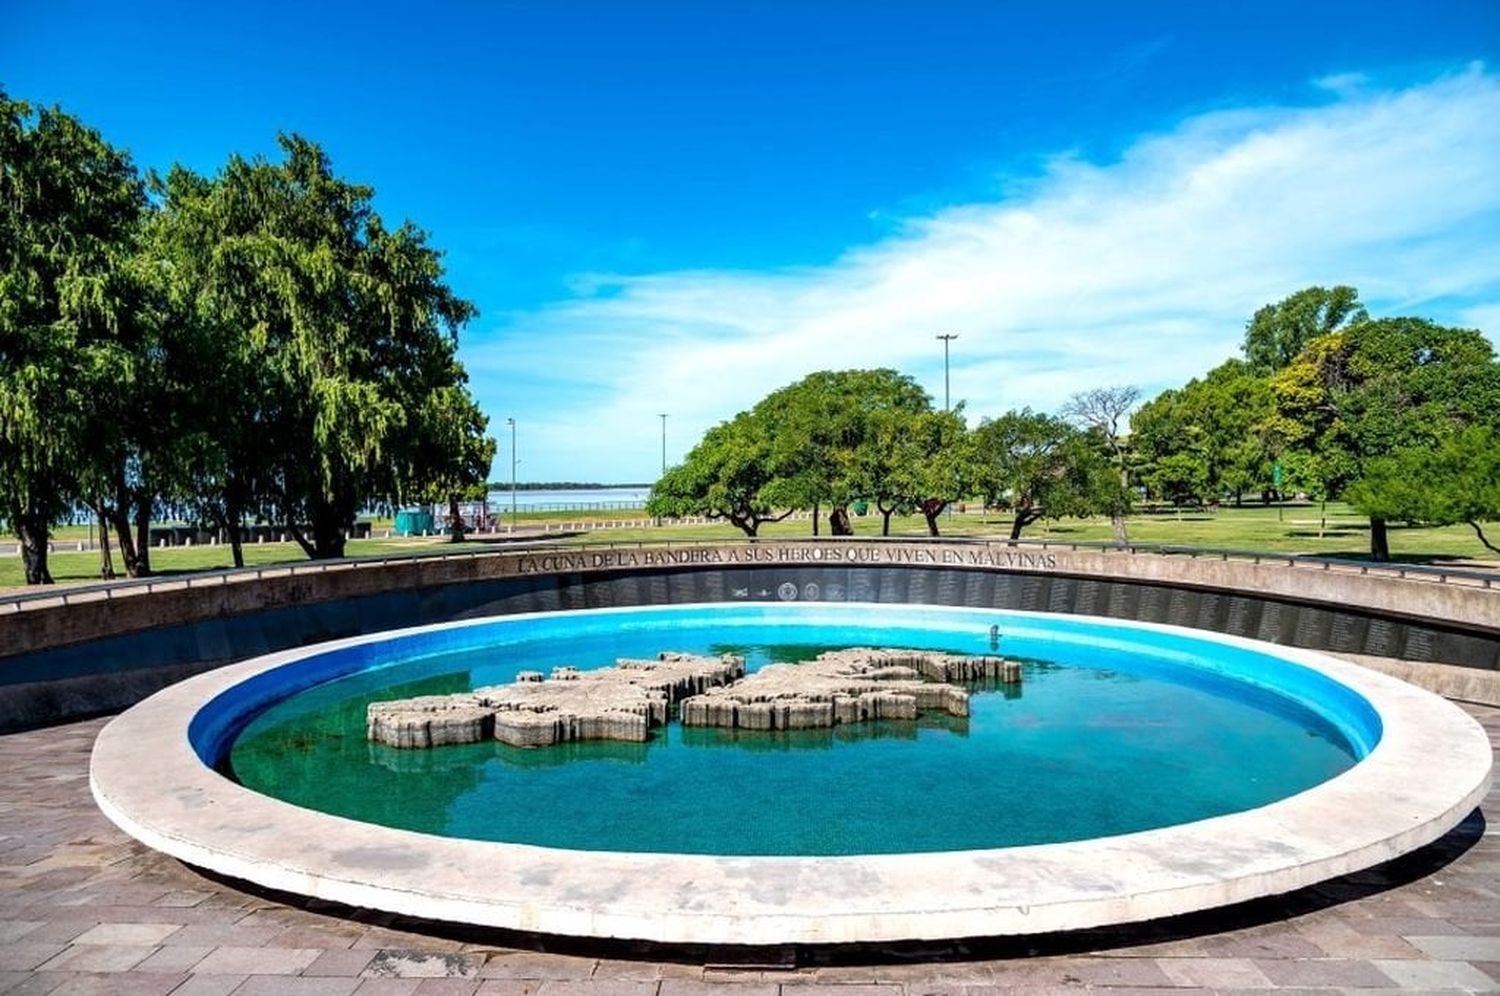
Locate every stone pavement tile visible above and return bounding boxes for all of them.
[480,954,599,980]
[133,944,213,973]
[233,977,362,996]
[1475,961,1500,983]
[354,981,422,996]
[535,981,660,996]
[352,978,420,996]
[364,950,486,979]
[305,949,378,977]
[190,945,322,975]
[1408,935,1500,961]
[0,942,68,971]
[351,930,469,954]
[411,981,484,996]
[152,890,213,908]
[34,944,156,973]
[270,923,366,949]
[0,976,64,996]
[1195,932,1328,959]
[778,985,900,995]
[166,976,247,996]
[658,983,778,996]
[70,921,181,945]
[1351,915,1473,935]
[1054,958,1174,987]
[1253,957,1399,988]
[162,923,284,947]
[0,921,44,944]
[1294,919,1426,958]
[41,973,185,995]
[18,922,102,945]
[1371,957,1500,990]
[476,983,546,996]
[1155,956,1274,989]
[868,961,996,985]
[590,960,664,981]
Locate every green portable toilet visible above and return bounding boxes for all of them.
[394,509,435,536]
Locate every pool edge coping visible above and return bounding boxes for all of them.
[89,603,1494,946]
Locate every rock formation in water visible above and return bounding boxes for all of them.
[367,652,745,749]
[680,648,1019,732]
[367,647,1020,748]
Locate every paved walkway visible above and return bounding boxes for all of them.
[1,708,1496,995]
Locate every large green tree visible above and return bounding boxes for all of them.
[1344,427,1500,555]
[0,92,146,583]
[754,369,931,535]
[646,412,791,536]
[1265,317,1498,560]
[1243,285,1367,376]
[971,410,1124,540]
[1059,385,1138,543]
[1131,359,1274,507]
[151,136,479,559]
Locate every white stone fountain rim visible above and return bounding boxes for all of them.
[90,603,1493,946]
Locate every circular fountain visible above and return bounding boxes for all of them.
[91,602,1492,945]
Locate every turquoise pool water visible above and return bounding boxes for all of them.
[218,605,1378,856]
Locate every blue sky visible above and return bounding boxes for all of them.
[6,1,1499,481]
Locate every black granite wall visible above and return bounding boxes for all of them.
[3,565,1495,732]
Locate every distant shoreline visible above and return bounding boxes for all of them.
[483,482,651,492]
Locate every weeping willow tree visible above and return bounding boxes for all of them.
[0,91,147,583]
[154,136,481,560]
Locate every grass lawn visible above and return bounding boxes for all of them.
[4,502,1495,591]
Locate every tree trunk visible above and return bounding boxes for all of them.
[829,506,853,535]
[1370,517,1390,562]
[919,498,945,537]
[133,493,152,576]
[729,513,759,537]
[1467,521,1500,555]
[305,498,348,559]
[880,507,893,536]
[1110,512,1128,545]
[447,496,466,543]
[811,501,819,537]
[1009,513,1025,541]
[224,492,245,569]
[93,501,115,580]
[16,513,52,585]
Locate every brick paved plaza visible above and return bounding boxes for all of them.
[1,708,1496,995]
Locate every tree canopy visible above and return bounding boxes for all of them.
[0,93,494,582]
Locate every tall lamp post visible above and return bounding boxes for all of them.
[936,333,958,411]
[658,413,668,474]
[506,417,517,528]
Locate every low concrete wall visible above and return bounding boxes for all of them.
[3,540,1497,731]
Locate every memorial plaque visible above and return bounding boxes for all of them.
[1364,617,1397,658]
[1019,576,1043,611]
[1047,579,1071,613]
[699,570,725,602]
[667,573,698,604]
[1168,589,1195,625]
[1195,593,1223,632]
[1139,585,1168,623]
[1225,598,1253,637]
[849,569,876,602]
[1076,579,1101,615]
[993,576,1022,609]
[1257,601,1284,643]
[935,570,960,605]
[1110,583,1140,620]
[963,570,990,608]
[1403,626,1434,661]
[1293,608,1330,649]
[1328,613,1366,653]
[907,570,933,604]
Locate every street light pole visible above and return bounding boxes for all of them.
[936,333,958,411]
[506,417,517,527]
[658,413,668,475]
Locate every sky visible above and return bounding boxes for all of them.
[5,1,1499,482]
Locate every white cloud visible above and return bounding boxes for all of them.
[464,66,1500,481]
